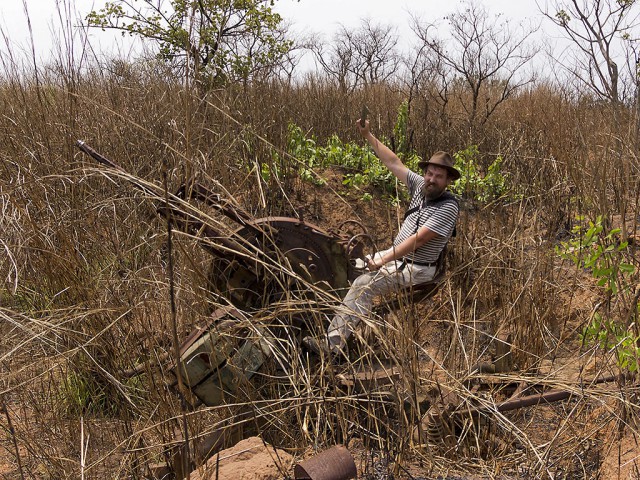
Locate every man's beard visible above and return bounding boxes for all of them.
[423,182,445,199]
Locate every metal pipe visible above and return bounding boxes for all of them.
[456,373,631,418]
[495,388,572,412]
[494,373,629,413]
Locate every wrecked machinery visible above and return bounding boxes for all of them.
[76,141,631,465]
[76,140,377,407]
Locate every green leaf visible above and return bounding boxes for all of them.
[86,0,292,84]
[619,263,635,273]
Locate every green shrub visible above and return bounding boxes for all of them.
[451,145,511,203]
[277,102,516,206]
[555,215,639,372]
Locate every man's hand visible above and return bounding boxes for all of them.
[359,105,369,127]
[356,118,370,139]
[355,118,409,183]
[366,255,384,271]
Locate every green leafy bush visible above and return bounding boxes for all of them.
[451,145,510,202]
[275,122,388,191]
[555,215,639,372]
[581,313,640,372]
[555,216,634,294]
[278,102,516,205]
[276,102,417,200]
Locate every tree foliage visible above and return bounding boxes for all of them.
[86,0,294,85]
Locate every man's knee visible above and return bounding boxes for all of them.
[352,271,377,288]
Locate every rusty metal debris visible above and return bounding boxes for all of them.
[76,140,376,407]
[79,141,631,473]
[76,140,370,304]
[414,373,633,447]
[294,445,357,480]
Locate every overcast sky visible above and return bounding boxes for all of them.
[0,0,551,63]
[276,0,543,31]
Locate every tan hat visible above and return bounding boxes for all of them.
[418,151,461,180]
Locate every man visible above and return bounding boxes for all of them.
[304,118,460,356]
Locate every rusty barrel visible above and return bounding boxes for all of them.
[294,445,357,480]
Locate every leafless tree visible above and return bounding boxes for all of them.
[411,1,538,126]
[540,0,640,104]
[311,32,354,91]
[312,19,400,92]
[404,20,452,120]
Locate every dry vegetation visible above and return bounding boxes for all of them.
[1,7,640,480]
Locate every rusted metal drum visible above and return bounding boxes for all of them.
[294,445,357,480]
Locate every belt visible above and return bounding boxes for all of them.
[402,258,437,267]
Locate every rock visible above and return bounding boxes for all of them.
[190,436,294,480]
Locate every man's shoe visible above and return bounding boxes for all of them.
[302,335,332,356]
[303,336,351,366]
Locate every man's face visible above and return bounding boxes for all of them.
[422,164,451,199]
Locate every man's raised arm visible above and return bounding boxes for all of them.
[356,119,409,184]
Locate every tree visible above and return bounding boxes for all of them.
[541,0,640,104]
[312,19,400,92]
[404,19,452,120]
[411,1,538,126]
[86,0,294,85]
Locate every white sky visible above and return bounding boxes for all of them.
[0,0,550,63]
[276,0,543,32]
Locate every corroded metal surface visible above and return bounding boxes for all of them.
[294,445,357,480]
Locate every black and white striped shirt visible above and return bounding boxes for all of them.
[392,170,459,264]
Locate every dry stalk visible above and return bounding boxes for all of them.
[0,399,26,480]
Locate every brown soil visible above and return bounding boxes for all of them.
[598,426,640,479]
[190,436,294,480]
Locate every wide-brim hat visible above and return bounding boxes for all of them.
[418,151,461,181]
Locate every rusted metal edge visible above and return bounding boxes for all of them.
[294,445,357,480]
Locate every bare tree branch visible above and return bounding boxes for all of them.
[411,1,538,126]
[540,0,640,103]
[311,18,399,92]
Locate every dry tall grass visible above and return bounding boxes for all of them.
[1,12,639,480]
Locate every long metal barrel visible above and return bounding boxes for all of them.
[174,181,255,227]
[76,140,268,236]
[76,140,158,198]
[76,140,123,171]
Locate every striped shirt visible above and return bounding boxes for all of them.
[392,170,459,264]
